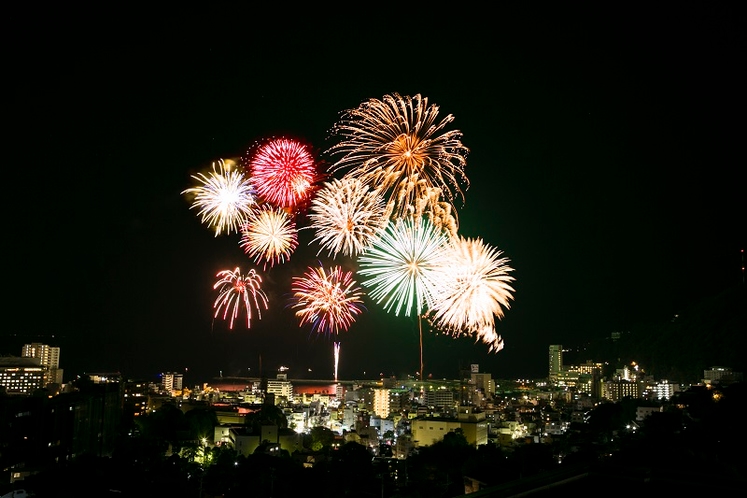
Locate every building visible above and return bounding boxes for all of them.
[600,379,641,401]
[160,372,183,396]
[652,380,680,400]
[388,388,410,414]
[0,356,45,395]
[266,374,293,405]
[424,388,455,412]
[411,407,488,448]
[471,372,495,398]
[21,343,63,386]
[373,388,390,418]
[562,361,603,397]
[0,379,123,475]
[548,345,563,383]
[227,425,301,456]
[703,366,743,386]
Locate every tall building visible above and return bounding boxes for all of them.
[373,387,391,418]
[22,343,63,386]
[548,345,563,383]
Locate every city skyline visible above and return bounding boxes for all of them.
[5,5,745,383]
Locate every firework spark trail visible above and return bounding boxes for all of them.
[245,137,318,209]
[213,267,269,329]
[357,218,449,318]
[307,177,388,259]
[290,263,366,336]
[182,159,257,236]
[334,341,340,382]
[325,93,469,236]
[425,236,515,352]
[239,204,298,269]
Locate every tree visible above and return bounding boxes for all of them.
[185,406,219,441]
[245,403,288,432]
[404,429,474,497]
[463,441,509,486]
[305,426,335,452]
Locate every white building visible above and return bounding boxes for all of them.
[0,356,45,395]
[373,388,390,418]
[21,343,62,386]
[653,380,680,400]
[267,374,293,405]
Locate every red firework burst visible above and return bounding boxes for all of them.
[245,137,318,209]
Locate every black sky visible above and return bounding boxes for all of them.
[5,5,745,384]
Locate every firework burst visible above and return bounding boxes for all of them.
[425,236,515,352]
[245,137,318,209]
[326,93,469,235]
[307,177,388,259]
[213,267,269,330]
[357,218,448,318]
[182,159,256,236]
[290,263,366,336]
[239,204,298,269]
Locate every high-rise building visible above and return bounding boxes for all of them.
[548,345,563,382]
[21,343,63,386]
[373,387,390,418]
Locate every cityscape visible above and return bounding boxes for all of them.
[1,305,745,497]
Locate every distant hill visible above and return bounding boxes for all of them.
[565,283,746,383]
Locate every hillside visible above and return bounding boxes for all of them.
[566,283,746,383]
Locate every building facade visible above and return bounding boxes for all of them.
[21,343,63,386]
[266,374,293,405]
[548,345,563,383]
[161,372,184,396]
[0,356,45,395]
[411,408,488,448]
[373,388,390,418]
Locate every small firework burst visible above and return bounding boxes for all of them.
[213,267,269,329]
[290,263,366,336]
[239,204,298,269]
[307,177,388,259]
[245,137,319,209]
[182,159,256,236]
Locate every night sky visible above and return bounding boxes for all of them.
[6,5,745,384]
